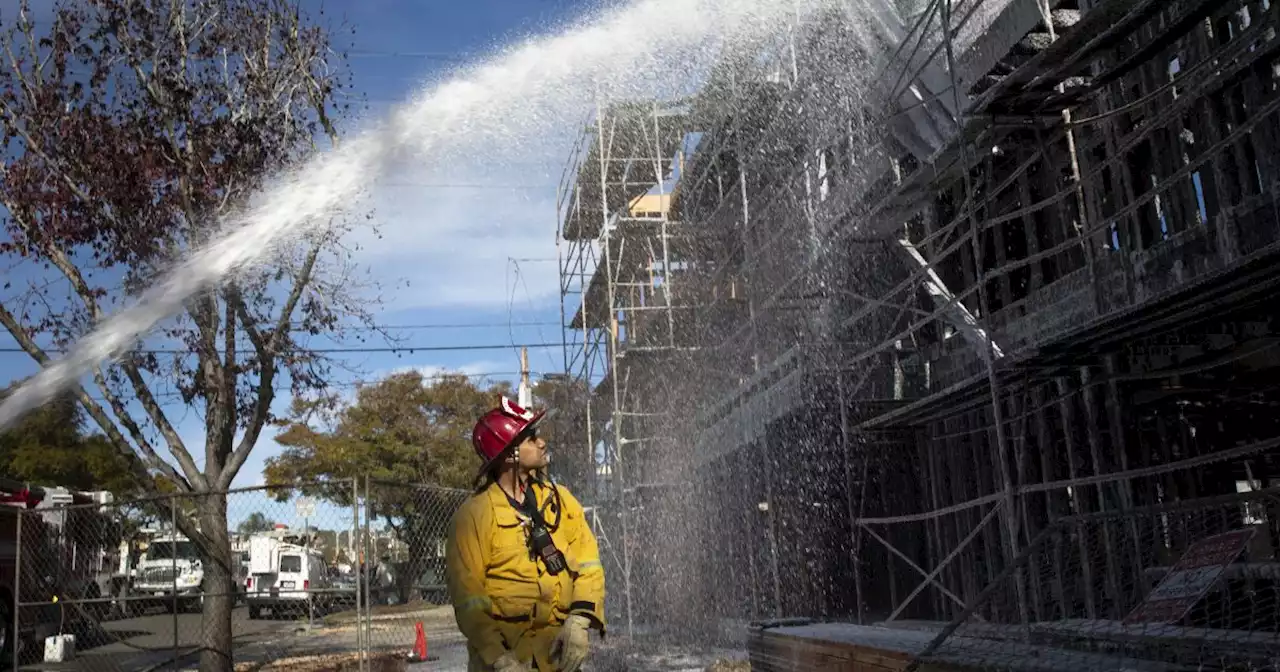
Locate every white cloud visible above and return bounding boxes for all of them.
[350,159,565,313]
[385,359,512,381]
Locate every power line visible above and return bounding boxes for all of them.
[377,182,556,190]
[346,50,468,61]
[73,370,552,405]
[0,343,565,355]
[0,321,561,338]
[0,324,570,357]
[336,321,560,330]
[329,371,535,383]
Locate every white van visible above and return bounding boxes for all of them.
[244,536,330,619]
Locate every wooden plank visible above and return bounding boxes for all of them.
[1016,154,1043,292]
[1055,375,1098,618]
[748,626,939,672]
[945,414,979,608]
[925,430,947,619]
[748,622,1192,672]
[1034,384,1069,618]
[1079,366,1125,617]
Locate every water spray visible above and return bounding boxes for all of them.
[0,0,847,431]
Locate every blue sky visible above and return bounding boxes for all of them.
[0,0,603,527]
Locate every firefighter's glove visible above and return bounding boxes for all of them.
[549,614,591,672]
[491,652,529,672]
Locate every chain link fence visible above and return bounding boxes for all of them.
[358,481,470,669]
[1,479,470,671]
[905,488,1280,672]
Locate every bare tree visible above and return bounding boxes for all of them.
[0,1,380,669]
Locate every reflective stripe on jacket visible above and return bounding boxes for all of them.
[446,480,606,666]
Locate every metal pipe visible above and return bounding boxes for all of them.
[861,523,970,611]
[352,478,363,672]
[557,217,570,377]
[363,476,373,671]
[595,94,634,639]
[171,502,178,658]
[1035,0,1100,315]
[12,510,21,672]
[762,436,783,617]
[305,513,313,628]
[887,501,1005,621]
[654,103,678,351]
[903,521,1061,672]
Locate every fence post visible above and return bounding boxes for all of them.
[362,475,372,671]
[351,478,363,672]
[12,510,21,672]
[305,511,313,629]
[171,499,179,659]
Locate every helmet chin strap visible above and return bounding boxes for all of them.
[494,442,551,497]
[496,446,531,495]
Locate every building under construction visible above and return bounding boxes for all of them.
[559,0,1280,668]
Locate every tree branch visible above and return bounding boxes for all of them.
[218,238,323,490]
[0,194,210,490]
[0,300,190,493]
[220,286,238,466]
[17,1,44,90]
[190,291,223,478]
[2,0,363,503]
[232,287,268,356]
[0,34,214,490]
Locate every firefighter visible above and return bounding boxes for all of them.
[446,397,606,672]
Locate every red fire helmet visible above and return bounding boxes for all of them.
[472,397,548,467]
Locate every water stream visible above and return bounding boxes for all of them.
[0,0,853,430]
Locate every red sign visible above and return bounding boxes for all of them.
[1124,527,1256,625]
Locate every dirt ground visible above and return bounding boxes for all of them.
[322,601,456,626]
[233,651,408,672]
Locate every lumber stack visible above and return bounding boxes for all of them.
[747,622,951,672]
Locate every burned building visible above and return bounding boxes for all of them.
[560,0,1280,667]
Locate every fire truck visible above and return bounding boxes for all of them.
[0,478,131,659]
[0,481,64,660]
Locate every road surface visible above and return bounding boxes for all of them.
[20,604,743,671]
[25,605,317,671]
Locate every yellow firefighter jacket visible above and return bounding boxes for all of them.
[446,479,606,668]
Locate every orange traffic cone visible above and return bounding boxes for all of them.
[408,621,429,662]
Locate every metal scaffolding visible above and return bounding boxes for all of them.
[556,98,703,635]
[560,0,1280,665]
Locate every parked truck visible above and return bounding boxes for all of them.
[0,481,76,662]
[28,486,125,623]
[128,531,207,613]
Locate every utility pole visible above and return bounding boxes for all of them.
[518,346,533,408]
